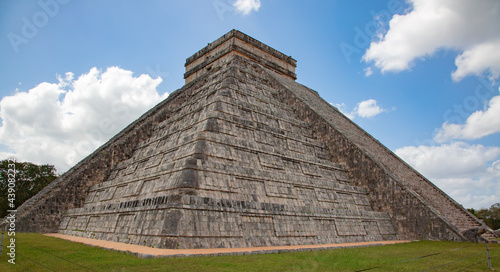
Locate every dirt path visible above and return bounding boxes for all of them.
[45,233,412,258]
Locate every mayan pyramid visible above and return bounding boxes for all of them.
[9,30,496,249]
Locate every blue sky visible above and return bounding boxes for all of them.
[1,0,499,209]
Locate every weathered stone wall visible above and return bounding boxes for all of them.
[272,72,494,237]
[7,29,488,247]
[184,29,296,84]
[58,57,398,249]
[266,64,468,241]
[7,67,214,233]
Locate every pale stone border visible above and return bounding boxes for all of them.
[45,233,412,259]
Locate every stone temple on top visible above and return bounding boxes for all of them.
[8,30,496,248]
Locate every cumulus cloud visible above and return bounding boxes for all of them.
[332,99,388,119]
[434,93,500,143]
[354,99,386,118]
[452,40,500,82]
[363,0,500,81]
[233,0,261,15]
[396,142,500,209]
[396,142,500,179]
[0,67,167,172]
[364,67,373,77]
[332,103,355,119]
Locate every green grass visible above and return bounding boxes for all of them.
[0,233,498,271]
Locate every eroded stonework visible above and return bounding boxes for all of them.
[9,30,497,248]
[59,55,397,248]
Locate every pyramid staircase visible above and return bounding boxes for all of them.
[57,55,399,248]
[5,30,497,248]
[272,66,497,242]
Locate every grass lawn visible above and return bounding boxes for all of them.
[0,233,498,271]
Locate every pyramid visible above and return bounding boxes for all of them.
[9,30,496,248]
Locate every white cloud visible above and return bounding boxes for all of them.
[363,0,500,81]
[364,67,373,77]
[332,99,388,119]
[233,0,261,15]
[434,93,500,143]
[332,102,355,119]
[396,142,500,209]
[354,99,385,118]
[0,67,167,172]
[396,142,500,179]
[452,40,500,82]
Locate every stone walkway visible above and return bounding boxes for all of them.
[45,234,412,258]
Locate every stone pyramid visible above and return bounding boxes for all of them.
[11,30,496,248]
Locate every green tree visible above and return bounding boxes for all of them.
[469,203,500,230]
[0,159,59,218]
